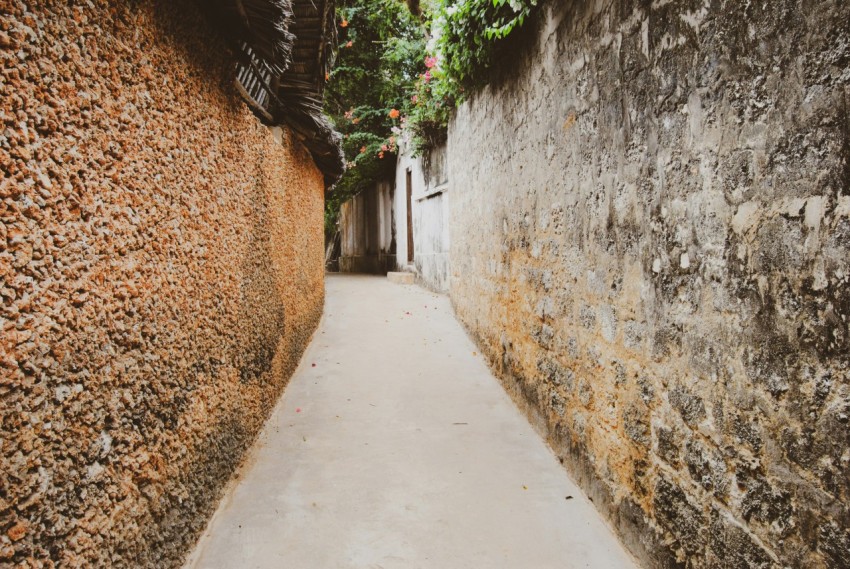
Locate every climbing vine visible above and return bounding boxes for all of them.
[403,0,540,154]
[436,0,539,89]
[324,0,425,236]
[324,0,541,233]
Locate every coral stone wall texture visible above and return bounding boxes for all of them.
[448,1,850,567]
[1,1,325,566]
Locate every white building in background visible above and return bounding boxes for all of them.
[336,135,451,293]
[393,139,451,292]
[338,180,396,274]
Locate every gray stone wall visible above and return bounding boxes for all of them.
[448,1,850,567]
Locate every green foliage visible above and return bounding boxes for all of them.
[323,0,425,236]
[436,0,538,89]
[402,0,539,155]
[323,0,540,234]
[401,50,450,156]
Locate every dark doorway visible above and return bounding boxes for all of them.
[406,169,414,263]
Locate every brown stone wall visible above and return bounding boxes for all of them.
[448,1,850,567]
[1,1,325,566]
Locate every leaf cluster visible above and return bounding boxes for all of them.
[323,0,425,236]
[402,0,540,155]
[322,0,541,234]
[436,0,538,90]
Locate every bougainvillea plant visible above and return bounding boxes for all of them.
[323,0,540,235]
[323,0,425,236]
[402,0,540,154]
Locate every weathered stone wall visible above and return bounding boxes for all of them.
[1,1,325,566]
[448,1,849,567]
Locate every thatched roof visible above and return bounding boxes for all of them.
[212,0,345,186]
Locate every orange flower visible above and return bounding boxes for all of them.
[360,146,366,154]
[378,151,385,159]
[351,117,360,124]
[388,108,400,119]
[340,19,349,28]
[345,41,353,48]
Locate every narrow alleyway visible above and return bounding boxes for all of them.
[186,275,637,569]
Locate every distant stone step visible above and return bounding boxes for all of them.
[387,272,414,284]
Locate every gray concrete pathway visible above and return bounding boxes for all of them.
[186,275,638,569]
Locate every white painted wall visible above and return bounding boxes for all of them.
[393,138,450,292]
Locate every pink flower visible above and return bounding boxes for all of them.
[381,144,388,151]
[411,95,418,103]
[425,55,438,68]
[423,70,432,82]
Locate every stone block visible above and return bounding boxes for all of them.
[387,271,415,284]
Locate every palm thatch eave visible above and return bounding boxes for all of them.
[209,0,345,186]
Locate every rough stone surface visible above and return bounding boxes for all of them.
[0,1,325,567]
[448,1,850,567]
